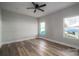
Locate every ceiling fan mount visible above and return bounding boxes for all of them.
[27,2,47,13]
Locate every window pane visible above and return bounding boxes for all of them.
[40,22,46,36]
[64,16,79,39]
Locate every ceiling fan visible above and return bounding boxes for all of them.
[27,2,46,13]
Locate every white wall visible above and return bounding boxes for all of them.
[2,10,38,44]
[39,4,79,49]
[0,8,2,47]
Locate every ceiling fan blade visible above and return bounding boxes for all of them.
[34,9,36,13]
[39,4,46,7]
[32,2,36,6]
[27,7,34,9]
[38,9,44,12]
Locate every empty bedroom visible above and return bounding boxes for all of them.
[0,2,79,56]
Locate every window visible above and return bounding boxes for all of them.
[64,16,79,39]
[39,22,46,36]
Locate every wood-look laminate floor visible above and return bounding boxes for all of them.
[0,38,79,56]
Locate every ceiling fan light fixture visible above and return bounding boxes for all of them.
[27,2,46,13]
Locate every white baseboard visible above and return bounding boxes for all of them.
[2,36,36,45]
[39,37,79,49]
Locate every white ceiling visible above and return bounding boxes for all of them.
[0,2,76,18]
